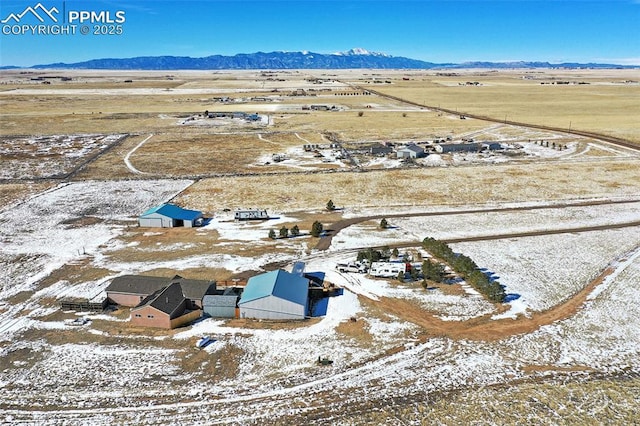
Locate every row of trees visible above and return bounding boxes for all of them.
[422,237,505,303]
[268,221,324,239]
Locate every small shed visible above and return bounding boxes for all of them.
[139,203,203,228]
[238,270,309,320]
[397,144,425,159]
[481,142,503,151]
[203,287,242,318]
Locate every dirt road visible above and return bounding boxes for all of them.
[315,198,640,250]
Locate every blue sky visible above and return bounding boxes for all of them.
[1,0,639,67]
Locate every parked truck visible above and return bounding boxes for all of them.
[335,262,367,273]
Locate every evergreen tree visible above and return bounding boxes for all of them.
[291,225,300,237]
[380,218,388,229]
[268,229,276,240]
[279,226,289,238]
[311,221,324,237]
[326,199,336,211]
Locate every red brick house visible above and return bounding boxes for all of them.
[130,282,201,329]
[106,274,216,329]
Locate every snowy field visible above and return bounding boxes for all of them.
[0,134,126,179]
[3,237,639,424]
[0,179,192,303]
[1,183,640,423]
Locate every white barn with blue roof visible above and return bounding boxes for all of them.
[238,269,309,320]
[138,203,203,228]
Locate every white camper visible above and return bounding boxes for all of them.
[369,262,406,278]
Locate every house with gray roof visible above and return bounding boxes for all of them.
[106,274,216,309]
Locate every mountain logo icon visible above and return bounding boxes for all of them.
[1,3,59,24]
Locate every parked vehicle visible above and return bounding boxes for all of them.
[65,317,90,326]
[195,336,215,349]
[369,262,407,278]
[335,262,367,273]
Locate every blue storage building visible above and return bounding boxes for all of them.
[238,269,309,320]
[138,203,204,228]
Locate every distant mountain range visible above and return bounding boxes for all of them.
[3,48,637,70]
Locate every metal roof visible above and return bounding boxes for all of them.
[399,144,424,153]
[140,203,203,221]
[239,270,308,306]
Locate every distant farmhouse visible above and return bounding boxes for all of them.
[138,203,204,228]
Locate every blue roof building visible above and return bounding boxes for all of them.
[138,203,203,228]
[238,270,309,320]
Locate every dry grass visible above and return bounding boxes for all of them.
[0,182,54,207]
[362,70,640,144]
[176,159,640,212]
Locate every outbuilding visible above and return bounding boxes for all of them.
[203,287,243,318]
[138,203,204,228]
[397,144,425,159]
[434,143,482,154]
[238,269,309,320]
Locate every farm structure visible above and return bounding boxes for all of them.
[238,269,310,320]
[434,142,503,154]
[369,143,394,156]
[138,203,204,228]
[234,209,270,221]
[397,144,425,159]
[203,287,243,319]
